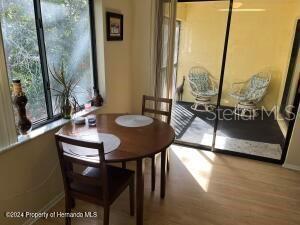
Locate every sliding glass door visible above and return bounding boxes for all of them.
[214,0,300,162]
[172,0,300,163]
[172,0,230,149]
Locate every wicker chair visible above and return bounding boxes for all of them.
[230,72,271,118]
[187,67,219,111]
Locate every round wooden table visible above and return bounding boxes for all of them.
[57,113,175,225]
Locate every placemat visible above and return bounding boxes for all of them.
[65,133,121,156]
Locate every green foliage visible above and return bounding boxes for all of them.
[50,62,80,118]
[0,0,91,122]
[1,1,46,121]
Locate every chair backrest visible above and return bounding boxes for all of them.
[244,72,271,102]
[55,134,108,202]
[188,67,214,92]
[142,95,173,124]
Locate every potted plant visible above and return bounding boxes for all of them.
[50,62,80,119]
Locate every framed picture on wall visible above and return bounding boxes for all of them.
[106,12,123,41]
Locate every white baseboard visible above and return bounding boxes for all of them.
[23,192,65,225]
[283,163,300,171]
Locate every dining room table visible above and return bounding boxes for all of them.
[57,113,175,225]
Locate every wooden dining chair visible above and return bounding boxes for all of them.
[55,134,135,225]
[142,95,173,191]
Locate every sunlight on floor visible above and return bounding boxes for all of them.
[200,133,227,149]
[171,145,215,192]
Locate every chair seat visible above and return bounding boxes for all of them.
[230,73,271,103]
[230,92,248,101]
[70,165,134,205]
[195,89,218,97]
[230,92,257,102]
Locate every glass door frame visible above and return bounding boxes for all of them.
[174,0,300,165]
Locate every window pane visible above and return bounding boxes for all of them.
[0,0,48,123]
[41,0,94,114]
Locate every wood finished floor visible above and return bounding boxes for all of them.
[35,145,300,225]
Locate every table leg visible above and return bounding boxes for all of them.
[136,158,144,225]
[161,149,166,199]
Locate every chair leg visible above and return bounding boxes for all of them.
[65,196,72,225]
[103,206,110,225]
[166,149,170,172]
[70,197,75,209]
[129,177,135,216]
[160,150,167,199]
[253,108,258,118]
[151,155,156,191]
[241,109,246,117]
[205,104,209,111]
[191,102,198,111]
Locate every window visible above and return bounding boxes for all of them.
[40,0,95,113]
[0,0,48,122]
[0,0,98,127]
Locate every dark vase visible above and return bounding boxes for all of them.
[92,88,103,107]
[12,79,32,135]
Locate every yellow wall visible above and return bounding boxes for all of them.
[0,130,63,225]
[176,2,228,105]
[176,1,299,110]
[176,3,187,21]
[96,0,133,114]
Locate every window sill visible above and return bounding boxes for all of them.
[0,106,101,155]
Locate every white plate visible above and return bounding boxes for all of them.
[115,115,154,127]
